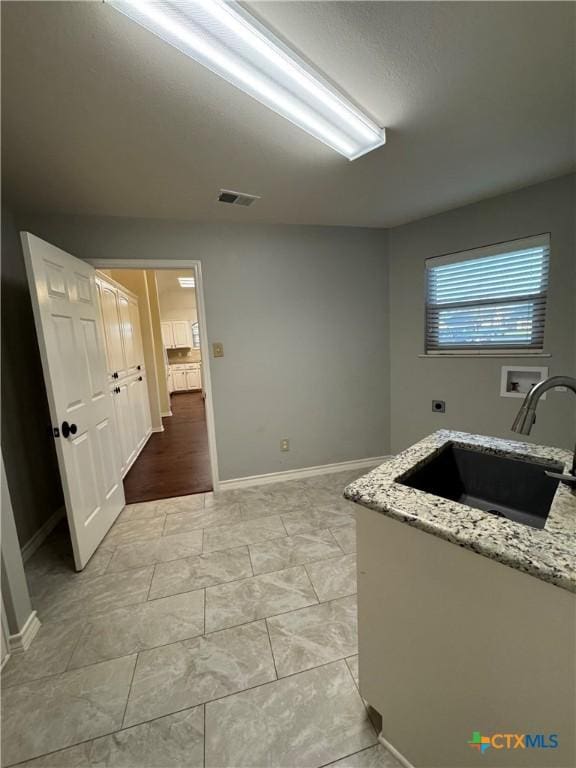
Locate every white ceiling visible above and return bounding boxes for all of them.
[2,1,574,228]
[154,269,196,294]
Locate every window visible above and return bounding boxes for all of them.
[425,234,550,353]
[191,322,200,349]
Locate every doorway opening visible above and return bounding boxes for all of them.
[21,235,219,575]
[98,267,214,504]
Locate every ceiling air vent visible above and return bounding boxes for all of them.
[218,189,260,207]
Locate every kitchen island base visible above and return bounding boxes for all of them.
[356,507,575,768]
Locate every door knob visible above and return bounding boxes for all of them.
[61,421,77,438]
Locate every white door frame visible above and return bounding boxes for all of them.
[85,259,220,491]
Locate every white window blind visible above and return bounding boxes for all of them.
[192,322,200,349]
[425,234,550,353]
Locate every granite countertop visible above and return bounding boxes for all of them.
[344,430,576,593]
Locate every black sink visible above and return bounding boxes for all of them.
[396,443,562,529]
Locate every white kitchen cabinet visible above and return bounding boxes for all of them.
[129,374,152,450]
[96,272,153,478]
[117,293,141,377]
[128,297,144,373]
[161,321,174,349]
[169,363,202,392]
[161,320,193,349]
[186,368,201,390]
[173,321,192,348]
[113,381,137,475]
[97,278,125,380]
[172,370,188,391]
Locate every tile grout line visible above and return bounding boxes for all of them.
[63,619,91,674]
[327,525,348,554]
[7,655,361,767]
[8,589,359,694]
[343,656,382,741]
[203,700,207,768]
[264,618,279,681]
[302,563,322,604]
[121,653,140,730]
[112,540,246,581]
[25,582,356,684]
[8,591,358,687]
[246,542,256,578]
[38,567,157,625]
[133,656,358,729]
[145,562,156,601]
[30,554,355,633]
[319,744,382,768]
[203,586,206,637]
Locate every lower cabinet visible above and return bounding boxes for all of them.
[112,373,152,477]
[172,370,188,391]
[186,368,201,390]
[170,364,202,392]
[131,374,152,451]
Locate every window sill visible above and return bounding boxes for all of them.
[419,352,551,359]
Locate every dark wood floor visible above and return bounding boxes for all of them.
[123,391,212,504]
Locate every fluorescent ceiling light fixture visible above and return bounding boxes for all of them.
[106,0,386,160]
[178,276,196,287]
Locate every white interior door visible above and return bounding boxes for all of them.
[21,232,125,570]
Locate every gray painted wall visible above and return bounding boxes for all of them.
[1,207,64,546]
[14,216,391,481]
[5,174,573,548]
[1,451,34,634]
[387,174,576,453]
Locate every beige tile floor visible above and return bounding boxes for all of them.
[1,470,401,768]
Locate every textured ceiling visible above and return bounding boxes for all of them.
[2,1,574,227]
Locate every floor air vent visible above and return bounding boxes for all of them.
[218,189,260,207]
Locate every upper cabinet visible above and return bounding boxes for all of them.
[161,321,174,349]
[173,320,192,348]
[161,320,194,349]
[96,274,145,379]
[97,278,125,378]
[95,272,151,477]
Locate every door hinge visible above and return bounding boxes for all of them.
[53,427,60,438]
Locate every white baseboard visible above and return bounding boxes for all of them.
[161,410,173,417]
[378,732,414,768]
[21,507,65,563]
[8,611,41,654]
[219,456,389,490]
[121,431,153,479]
[151,425,164,433]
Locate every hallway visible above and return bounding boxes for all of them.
[123,392,212,503]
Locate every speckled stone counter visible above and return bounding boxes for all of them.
[344,430,576,592]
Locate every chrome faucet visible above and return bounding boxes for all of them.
[511,375,576,486]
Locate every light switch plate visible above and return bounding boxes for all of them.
[212,342,224,358]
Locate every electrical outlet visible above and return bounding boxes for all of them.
[280,438,290,452]
[212,342,224,358]
[432,400,446,413]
